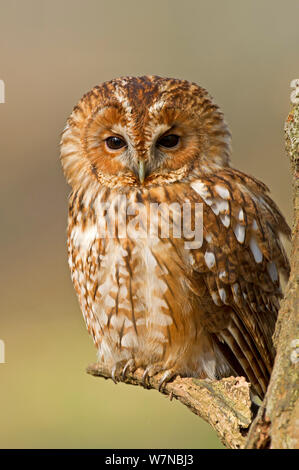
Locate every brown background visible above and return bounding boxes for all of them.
[0,0,298,448]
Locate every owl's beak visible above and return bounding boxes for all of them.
[138,159,145,184]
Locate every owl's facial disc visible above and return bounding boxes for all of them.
[84,105,208,187]
[61,76,232,189]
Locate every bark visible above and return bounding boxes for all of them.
[87,81,299,449]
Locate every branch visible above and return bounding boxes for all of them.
[87,363,252,449]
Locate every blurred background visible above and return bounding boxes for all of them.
[0,0,297,449]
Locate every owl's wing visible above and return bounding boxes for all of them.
[187,168,290,397]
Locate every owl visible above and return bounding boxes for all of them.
[60,76,290,399]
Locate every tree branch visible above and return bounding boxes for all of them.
[87,363,252,449]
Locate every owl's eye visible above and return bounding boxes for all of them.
[157,134,180,149]
[105,136,126,150]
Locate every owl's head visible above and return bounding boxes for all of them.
[60,76,231,189]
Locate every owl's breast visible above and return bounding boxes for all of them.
[67,186,206,366]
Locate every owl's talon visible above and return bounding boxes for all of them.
[111,365,118,384]
[142,366,151,387]
[122,359,135,380]
[158,370,176,392]
[142,363,164,387]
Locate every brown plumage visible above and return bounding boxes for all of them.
[60,76,290,398]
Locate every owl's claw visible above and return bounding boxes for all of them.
[122,359,135,380]
[111,364,118,384]
[111,359,136,383]
[142,365,152,387]
[112,360,177,390]
[158,369,176,392]
[142,363,164,387]
[142,364,177,390]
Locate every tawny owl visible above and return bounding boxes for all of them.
[60,76,290,398]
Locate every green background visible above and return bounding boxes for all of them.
[0,0,297,449]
